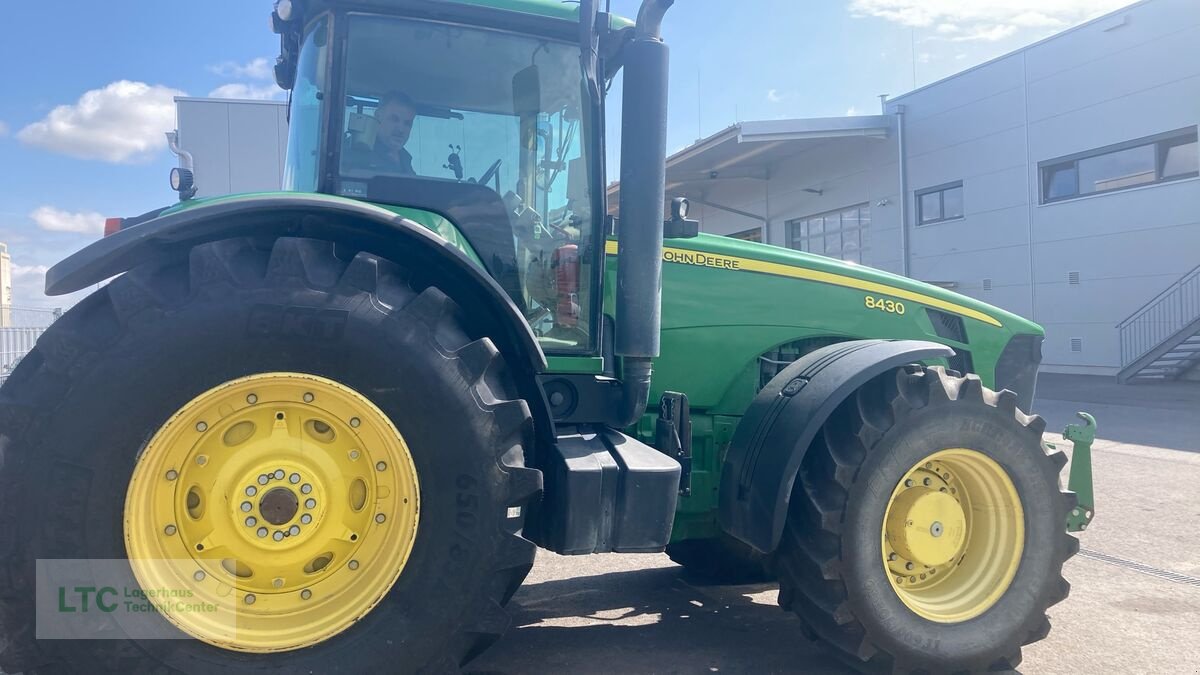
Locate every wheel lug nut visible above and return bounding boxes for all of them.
[273,531,285,541]
[349,450,360,460]
[257,527,268,538]
[305,498,316,509]
[888,553,896,561]
[905,562,914,570]
[193,570,206,581]
[289,525,300,536]
[350,418,361,428]
[273,578,284,588]
[290,473,301,484]
[164,524,177,536]
[909,576,916,583]
[196,422,208,432]
[195,455,208,466]
[241,502,253,513]
[300,514,312,525]
[274,469,285,480]
[246,486,257,497]
[258,475,269,485]
[245,517,257,527]
[303,393,314,403]
[301,589,312,600]
[904,479,913,487]
[301,484,313,494]
[166,469,179,481]
[246,394,258,405]
[375,514,386,524]
[245,594,256,605]
[349,560,360,570]
[376,461,387,472]
[923,477,931,486]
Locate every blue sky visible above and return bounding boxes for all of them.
[0,0,1134,308]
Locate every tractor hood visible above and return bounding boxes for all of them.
[653,233,1044,337]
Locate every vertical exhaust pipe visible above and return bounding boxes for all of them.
[612,0,674,426]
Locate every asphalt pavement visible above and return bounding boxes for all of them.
[471,374,1200,674]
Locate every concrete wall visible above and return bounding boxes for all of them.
[175,98,289,198]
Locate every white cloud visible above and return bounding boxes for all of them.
[950,25,1019,42]
[848,0,1135,41]
[17,81,185,163]
[0,121,8,137]
[29,206,105,235]
[208,83,285,101]
[11,264,50,278]
[208,58,274,81]
[766,88,784,103]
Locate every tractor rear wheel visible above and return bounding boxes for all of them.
[774,366,1077,673]
[0,237,541,673]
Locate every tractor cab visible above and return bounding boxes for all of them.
[277,3,615,353]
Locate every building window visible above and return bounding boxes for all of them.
[727,227,763,243]
[916,181,964,225]
[1039,127,1198,204]
[785,203,870,264]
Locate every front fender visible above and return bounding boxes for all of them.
[46,192,552,440]
[718,339,955,554]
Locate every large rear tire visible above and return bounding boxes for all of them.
[0,237,541,674]
[774,366,1078,672]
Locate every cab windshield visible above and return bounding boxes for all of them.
[285,14,598,353]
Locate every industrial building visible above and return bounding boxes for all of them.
[608,0,1199,380]
[173,0,1198,380]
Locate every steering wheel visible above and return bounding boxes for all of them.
[474,158,503,188]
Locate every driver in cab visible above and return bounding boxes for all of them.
[346,91,417,176]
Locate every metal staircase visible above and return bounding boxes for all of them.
[1117,264,1200,383]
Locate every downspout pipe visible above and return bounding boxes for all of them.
[166,131,194,174]
[613,0,675,427]
[895,105,911,277]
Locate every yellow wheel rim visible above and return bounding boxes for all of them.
[124,373,420,652]
[881,449,1023,623]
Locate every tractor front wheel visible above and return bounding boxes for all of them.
[774,366,1078,672]
[0,237,540,673]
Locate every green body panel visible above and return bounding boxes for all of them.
[602,233,1044,542]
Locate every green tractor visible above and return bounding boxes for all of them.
[0,0,1092,672]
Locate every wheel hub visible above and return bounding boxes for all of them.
[259,487,299,526]
[124,373,421,652]
[885,487,965,567]
[881,449,1024,623]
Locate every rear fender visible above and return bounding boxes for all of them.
[46,193,553,444]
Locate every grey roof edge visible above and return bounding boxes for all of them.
[175,96,288,106]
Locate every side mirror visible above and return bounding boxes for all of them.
[664,197,699,239]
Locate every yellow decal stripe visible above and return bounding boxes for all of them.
[604,240,1001,327]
